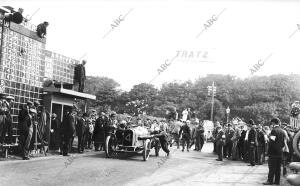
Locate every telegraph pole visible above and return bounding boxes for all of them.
[208,81,216,122]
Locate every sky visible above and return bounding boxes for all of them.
[3,0,300,91]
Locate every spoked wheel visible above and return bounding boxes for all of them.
[143,139,151,161]
[105,135,117,158]
[293,130,300,158]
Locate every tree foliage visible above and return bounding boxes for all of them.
[85,74,300,125]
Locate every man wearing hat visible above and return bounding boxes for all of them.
[263,118,285,185]
[118,120,127,129]
[280,122,290,176]
[159,119,169,133]
[224,123,234,159]
[21,108,36,160]
[33,100,40,109]
[137,118,143,126]
[108,112,117,127]
[179,120,191,152]
[151,123,170,156]
[257,124,266,165]
[93,112,108,151]
[150,120,159,133]
[247,119,258,166]
[74,60,86,92]
[50,113,60,150]
[18,101,33,149]
[215,125,225,161]
[231,124,241,160]
[76,113,88,153]
[195,121,205,151]
[61,108,77,156]
[0,95,14,144]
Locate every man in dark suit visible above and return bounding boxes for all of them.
[248,119,258,166]
[238,126,246,160]
[74,60,86,92]
[257,125,266,165]
[0,95,14,145]
[263,118,285,185]
[93,112,108,151]
[21,108,36,160]
[152,124,170,156]
[50,113,60,150]
[179,121,191,152]
[195,122,205,151]
[224,123,234,158]
[61,108,76,156]
[215,125,225,161]
[36,22,49,38]
[76,113,87,153]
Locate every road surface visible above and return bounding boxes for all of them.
[0,143,289,186]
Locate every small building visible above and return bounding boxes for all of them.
[0,13,95,151]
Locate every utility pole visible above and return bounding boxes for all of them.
[207,81,216,122]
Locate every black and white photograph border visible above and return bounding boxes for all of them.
[0,0,300,186]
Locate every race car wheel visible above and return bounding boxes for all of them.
[143,139,151,161]
[293,130,300,158]
[105,135,115,158]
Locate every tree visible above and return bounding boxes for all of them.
[84,76,120,110]
[128,83,159,114]
[82,74,300,124]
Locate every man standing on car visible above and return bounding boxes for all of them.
[263,118,285,185]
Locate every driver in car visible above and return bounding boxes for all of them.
[118,120,127,130]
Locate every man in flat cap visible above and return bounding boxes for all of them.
[36,21,49,38]
[93,112,108,151]
[263,118,285,185]
[256,124,266,165]
[61,108,77,156]
[215,125,225,161]
[50,113,60,150]
[247,119,258,166]
[18,101,33,149]
[76,113,88,153]
[0,95,14,144]
[0,94,6,145]
[179,120,191,152]
[21,108,36,160]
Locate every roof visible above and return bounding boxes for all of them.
[43,87,96,100]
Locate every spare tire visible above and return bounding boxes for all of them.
[292,130,300,158]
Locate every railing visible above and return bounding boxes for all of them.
[20,20,36,32]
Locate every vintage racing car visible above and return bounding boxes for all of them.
[105,125,158,161]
